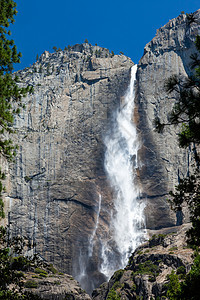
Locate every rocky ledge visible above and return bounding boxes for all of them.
[23,272,91,300]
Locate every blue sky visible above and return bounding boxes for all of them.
[11,0,200,71]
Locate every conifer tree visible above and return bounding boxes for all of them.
[0,0,33,218]
[0,1,42,298]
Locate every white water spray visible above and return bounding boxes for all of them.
[103,64,146,275]
[88,193,102,257]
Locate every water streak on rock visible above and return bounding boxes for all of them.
[88,193,102,257]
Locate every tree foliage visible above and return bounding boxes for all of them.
[0,1,41,299]
[0,0,33,217]
[167,253,200,300]
[168,170,200,246]
[154,35,200,148]
[0,226,42,299]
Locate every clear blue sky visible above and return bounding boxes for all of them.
[11,0,200,71]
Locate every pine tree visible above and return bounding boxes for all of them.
[154,35,200,148]
[0,2,42,298]
[0,0,33,213]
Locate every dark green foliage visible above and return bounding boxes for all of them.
[24,280,38,289]
[106,288,121,300]
[24,175,31,182]
[186,12,199,26]
[166,254,200,300]
[166,271,181,300]
[168,169,200,246]
[134,260,160,279]
[179,254,200,299]
[52,46,57,52]
[47,263,58,274]
[154,35,200,148]
[0,2,41,298]
[11,256,31,271]
[149,234,166,247]
[112,269,124,281]
[84,38,88,43]
[111,50,114,57]
[0,0,33,217]
[95,49,101,58]
[34,268,48,278]
[34,267,47,274]
[169,246,178,251]
[176,266,186,277]
[46,63,50,75]
[0,226,42,299]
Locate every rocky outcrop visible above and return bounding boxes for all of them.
[136,10,200,229]
[23,272,91,300]
[3,43,133,293]
[92,224,193,299]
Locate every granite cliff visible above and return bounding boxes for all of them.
[2,9,200,297]
[3,43,133,293]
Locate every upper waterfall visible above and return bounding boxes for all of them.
[103,64,146,274]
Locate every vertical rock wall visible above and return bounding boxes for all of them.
[136,10,200,229]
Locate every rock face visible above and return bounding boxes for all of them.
[24,272,91,300]
[3,43,133,293]
[136,10,200,229]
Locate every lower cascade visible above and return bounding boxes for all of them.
[102,64,146,277]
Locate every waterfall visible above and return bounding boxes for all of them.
[103,64,146,276]
[74,65,146,293]
[75,193,105,295]
[88,193,102,257]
